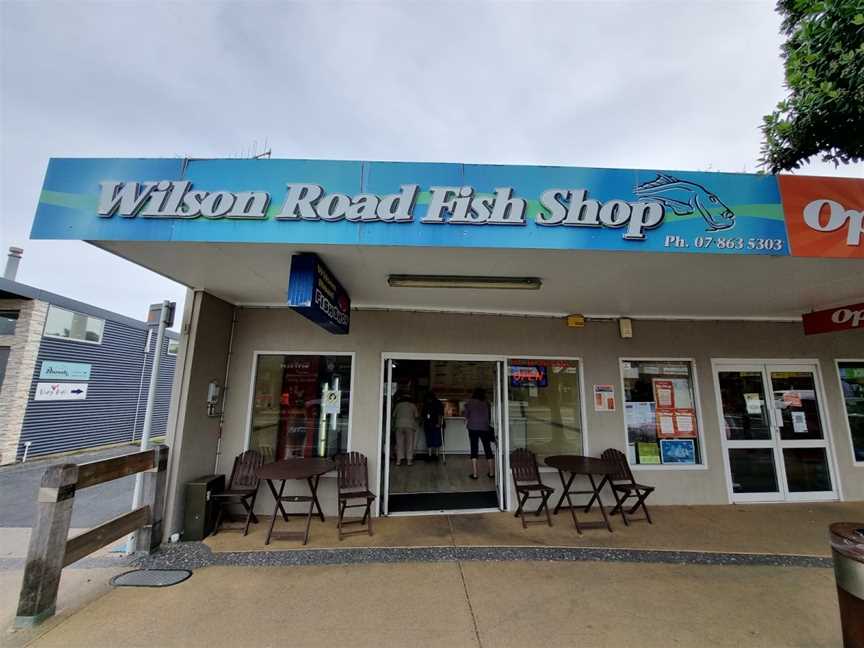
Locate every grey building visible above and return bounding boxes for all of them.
[0,251,177,464]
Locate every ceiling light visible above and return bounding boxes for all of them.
[387,274,541,290]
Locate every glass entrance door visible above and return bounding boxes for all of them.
[380,356,506,514]
[716,363,836,502]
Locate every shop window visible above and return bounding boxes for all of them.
[166,338,179,356]
[0,311,18,335]
[838,361,864,463]
[249,354,352,462]
[43,305,104,344]
[508,358,583,461]
[622,359,703,467]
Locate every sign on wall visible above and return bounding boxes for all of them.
[802,302,864,335]
[30,157,836,258]
[34,382,88,401]
[39,361,91,381]
[287,254,350,335]
[593,384,616,412]
[778,175,864,258]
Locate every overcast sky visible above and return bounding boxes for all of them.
[1,0,862,326]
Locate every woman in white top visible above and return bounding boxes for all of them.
[392,395,419,466]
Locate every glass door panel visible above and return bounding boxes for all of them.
[728,448,779,494]
[769,371,825,441]
[718,370,772,441]
[782,448,832,492]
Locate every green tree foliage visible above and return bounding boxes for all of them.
[760,0,864,172]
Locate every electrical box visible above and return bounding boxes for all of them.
[619,318,633,339]
[183,474,225,541]
[566,314,586,328]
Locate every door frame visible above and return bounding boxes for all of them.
[375,352,509,516]
[712,358,842,504]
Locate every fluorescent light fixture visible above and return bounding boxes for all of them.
[388,274,542,290]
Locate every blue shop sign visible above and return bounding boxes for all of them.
[39,360,92,381]
[31,157,792,256]
[287,254,350,335]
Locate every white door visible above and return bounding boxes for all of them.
[380,358,395,515]
[716,362,837,502]
[766,364,837,501]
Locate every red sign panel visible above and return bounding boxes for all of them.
[802,303,864,335]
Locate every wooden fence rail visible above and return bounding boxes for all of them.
[15,444,169,628]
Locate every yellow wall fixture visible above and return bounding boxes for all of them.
[566,314,586,328]
[619,318,633,339]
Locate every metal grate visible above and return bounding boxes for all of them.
[111,569,191,588]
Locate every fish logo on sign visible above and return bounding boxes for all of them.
[635,175,735,231]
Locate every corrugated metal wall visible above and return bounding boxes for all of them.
[16,318,178,459]
[132,333,177,442]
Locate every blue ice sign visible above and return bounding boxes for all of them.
[287,254,350,335]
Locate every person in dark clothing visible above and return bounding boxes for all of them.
[423,390,444,461]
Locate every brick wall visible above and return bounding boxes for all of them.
[0,299,47,464]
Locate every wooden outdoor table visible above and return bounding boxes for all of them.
[544,455,615,534]
[257,458,335,545]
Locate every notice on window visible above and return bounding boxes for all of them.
[322,389,341,415]
[636,442,661,464]
[658,414,675,436]
[671,379,693,410]
[744,393,762,415]
[792,411,808,433]
[783,391,802,408]
[675,413,695,434]
[654,380,674,408]
[594,384,616,412]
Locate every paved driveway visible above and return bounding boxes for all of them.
[0,445,142,528]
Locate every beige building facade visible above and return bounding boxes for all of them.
[161,292,864,537]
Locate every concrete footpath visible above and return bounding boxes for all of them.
[8,560,842,648]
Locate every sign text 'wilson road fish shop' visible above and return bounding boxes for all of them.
[31,158,864,258]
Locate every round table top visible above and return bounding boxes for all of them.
[544,455,613,475]
[257,458,335,481]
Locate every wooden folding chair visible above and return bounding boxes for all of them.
[510,448,553,529]
[212,449,264,536]
[336,452,375,540]
[601,448,655,525]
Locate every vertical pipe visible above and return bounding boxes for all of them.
[128,301,170,554]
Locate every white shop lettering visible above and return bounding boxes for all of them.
[97,180,670,241]
[803,199,864,246]
[831,308,864,328]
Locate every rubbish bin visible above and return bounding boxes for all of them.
[830,522,864,648]
[184,474,225,541]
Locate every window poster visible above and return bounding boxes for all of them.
[653,380,674,408]
[593,384,616,412]
[660,439,696,464]
[783,391,802,408]
[744,393,762,415]
[636,442,661,464]
[651,378,697,438]
[792,411,808,433]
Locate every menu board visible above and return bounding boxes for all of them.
[431,361,495,398]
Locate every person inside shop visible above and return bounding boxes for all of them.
[423,390,444,461]
[463,387,494,480]
[392,393,419,467]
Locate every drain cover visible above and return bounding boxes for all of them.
[111,569,192,588]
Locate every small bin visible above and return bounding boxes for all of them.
[829,522,864,648]
[184,474,225,541]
